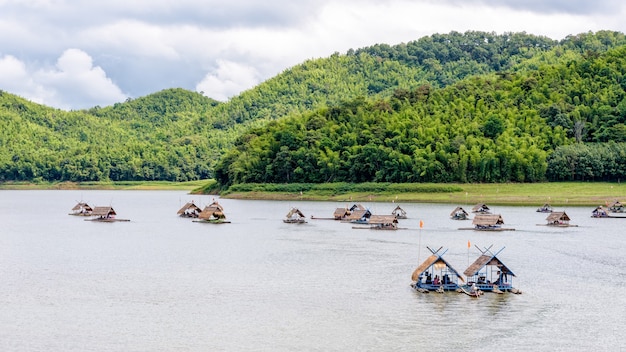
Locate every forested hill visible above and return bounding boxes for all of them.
[2,30,626,183]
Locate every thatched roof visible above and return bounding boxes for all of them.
[464,253,516,277]
[71,202,92,211]
[546,211,570,222]
[346,209,371,220]
[450,206,468,217]
[333,208,349,219]
[177,202,200,215]
[411,254,465,282]
[369,215,398,224]
[472,214,504,226]
[91,206,116,217]
[199,202,226,220]
[285,208,305,219]
[472,203,490,212]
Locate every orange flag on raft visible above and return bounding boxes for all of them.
[467,240,471,248]
[419,220,424,228]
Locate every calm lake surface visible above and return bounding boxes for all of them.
[0,190,624,351]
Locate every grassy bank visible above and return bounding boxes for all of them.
[221,182,626,206]
[3,180,626,206]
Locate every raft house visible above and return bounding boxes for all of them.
[591,206,609,218]
[450,206,470,220]
[540,211,577,227]
[353,214,399,230]
[391,205,407,219]
[344,208,372,224]
[194,201,230,224]
[284,208,307,224]
[461,245,521,294]
[177,201,201,218]
[411,247,465,293]
[471,203,491,214]
[607,201,626,217]
[460,214,515,231]
[85,206,130,222]
[69,202,93,216]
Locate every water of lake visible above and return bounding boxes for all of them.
[0,190,624,351]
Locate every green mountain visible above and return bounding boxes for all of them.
[2,30,626,184]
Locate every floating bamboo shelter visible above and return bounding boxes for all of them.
[69,202,93,216]
[541,211,577,227]
[450,206,470,220]
[391,205,407,219]
[411,247,465,293]
[344,208,372,224]
[461,246,521,294]
[194,201,230,224]
[86,206,130,222]
[177,201,201,218]
[460,214,514,231]
[284,208,307,224]
[366,215,398,230]
[471,203,491,214]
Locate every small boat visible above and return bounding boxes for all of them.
[459,214,514,231]
[391,205,407,219]
[283,208,307,224]
[461,245,521,294]
[539,211,577,227]
[450,206,470,220]
[194,201,230,224]
[536,203,553,213]
[69,202,93,216]
[411,246,465,293]
[471,203,491,214]
[177,201,201,218]
[85,206,130,222]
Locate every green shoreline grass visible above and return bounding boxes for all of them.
[222,182,626,207]
[2,180,626,206]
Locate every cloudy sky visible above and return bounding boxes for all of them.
[1,0,625,110]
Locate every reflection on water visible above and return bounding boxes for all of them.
[0,190,624,351]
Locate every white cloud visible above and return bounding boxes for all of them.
[196,60,259,101]
[0,49,127,110]
[1,0,626,109]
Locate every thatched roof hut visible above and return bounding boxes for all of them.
[345,209,372,222]
[472,214,504,227]
[450,206,469,220]
[464,247,516,285]
[177,202,201,218]
[609,201,625,213]
[471,203,491,213]
[391,205,407,219]
[284,208,307,223]
[198,201,226,221]
[368,215,398,230]
[546,211,571,225]
[592,206,608,218]
[91,206,117,219]
[69,202,93,216]
[411,249,465,283]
